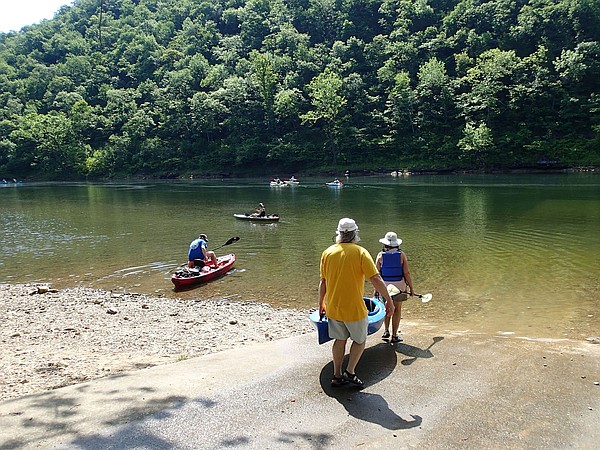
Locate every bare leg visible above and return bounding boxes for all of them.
[383,316,391,334]
[391,301,402,336]
[206,251,218,266]
[332,339,347,378]
[345,340,366,375]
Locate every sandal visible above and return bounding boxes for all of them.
[381,330,390,340]
[331,376,347,388]
[342,370,364,388]
[391,334,403,343]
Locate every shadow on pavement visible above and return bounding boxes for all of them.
[276,431,333,449]
[395,336,444,365]
[2,383,193,450]
[318,342,422,430]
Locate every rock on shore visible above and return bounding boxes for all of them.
[0,283,314,401]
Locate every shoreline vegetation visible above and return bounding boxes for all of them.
[5,165,599,183]
[0,283,314,402]
[1,0,599,182]
[172,165,600,180]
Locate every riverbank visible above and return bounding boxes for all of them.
[10,164,598,183]
[0,283,314,402]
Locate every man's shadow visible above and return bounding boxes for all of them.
[319,342,422,430]
[395,336,444,365]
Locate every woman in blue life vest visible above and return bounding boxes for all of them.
[187,233,218,268]
[375,231,414,343]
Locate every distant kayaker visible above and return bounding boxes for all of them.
[187,234,218,268]
[252,202,266,217]
[318,218,394,388]
[375,231,415,343]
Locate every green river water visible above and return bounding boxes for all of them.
[1,174,599,340]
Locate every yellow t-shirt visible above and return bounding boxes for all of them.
[320,242,379,322]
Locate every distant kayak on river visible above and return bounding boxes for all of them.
[233,213,280,222]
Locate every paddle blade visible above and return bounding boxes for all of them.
[386,284,401,296]
[421,293,433,303]
[211,236,240,251]
[224,236,240,246]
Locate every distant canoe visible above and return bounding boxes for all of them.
[0,180,23,186]
[325,180,343,188]
[233,213,280,222]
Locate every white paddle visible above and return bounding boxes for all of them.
[386,284,432,303]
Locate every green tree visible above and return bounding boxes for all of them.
[458,49,519,123]
[250,50,278,130]
[458,121,494,168]
[10,112,88,177]
[300,68,347,165]
[385,71,417,140]
[415,57,456,161]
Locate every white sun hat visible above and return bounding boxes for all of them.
[379,231,402,247]
[337,217,358,233]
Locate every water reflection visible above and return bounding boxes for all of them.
[1,176,599,339]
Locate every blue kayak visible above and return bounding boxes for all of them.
[309,297,386,345]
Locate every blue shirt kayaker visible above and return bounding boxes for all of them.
[187,234,218,268]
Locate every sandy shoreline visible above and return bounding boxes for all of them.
[0,283,314,402]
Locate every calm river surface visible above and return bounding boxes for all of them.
[1,174,599,340]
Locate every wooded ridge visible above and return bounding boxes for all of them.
[0,0,598,179]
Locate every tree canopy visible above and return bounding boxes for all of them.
[0,0,598,179]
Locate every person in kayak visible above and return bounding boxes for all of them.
[187,234,218,268]
[319,218,394,388]
[375,231,414,343]
[252,202,266,217]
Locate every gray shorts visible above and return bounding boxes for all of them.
[328,316,368,344]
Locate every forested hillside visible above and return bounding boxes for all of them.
[0,0,599,179]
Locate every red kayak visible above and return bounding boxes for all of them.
[171,253,236,289]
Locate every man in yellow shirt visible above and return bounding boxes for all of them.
[319,218,394,388]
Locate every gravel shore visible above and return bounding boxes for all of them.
[0,283,314,402]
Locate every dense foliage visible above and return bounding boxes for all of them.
[0,0,599,179]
